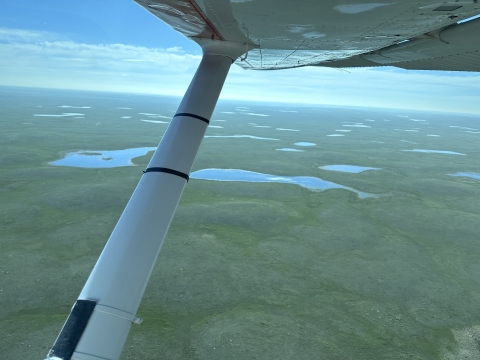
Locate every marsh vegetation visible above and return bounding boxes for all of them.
[1,87,479,359]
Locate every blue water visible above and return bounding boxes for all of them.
[294,142,316,146]
[277,148,304,152]
[246,112,270,117]
[403,149,465,155]
[190,169,373,198]
[449,126,477,131]
[319,165,380,173]
[50,147,156,168]
[448,172,480,180]
[58,105,91,109]
[141,119,168,124]
[342,124,371,128]
[205,135,279,140]
[34,113,84,117]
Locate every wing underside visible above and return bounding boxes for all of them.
[134,0,480,72]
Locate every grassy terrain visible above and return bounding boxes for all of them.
[1,87,479,359]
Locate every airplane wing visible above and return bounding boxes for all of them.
[134,0,480,71]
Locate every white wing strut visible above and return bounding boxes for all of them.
[46,40,246,360]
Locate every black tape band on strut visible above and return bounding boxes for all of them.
[174,112,210,124]
[47,299,96,360]
[143,167,189,181]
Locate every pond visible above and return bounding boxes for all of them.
[294,142,316,146]
[205,135,279,140]
[276,148,304,152]
[319,165,380,173]
[190,169,374,198]
[448,172,480,180]
[403,149,465,155]
[49,147,156,168]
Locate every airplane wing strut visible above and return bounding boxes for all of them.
[45,41,246,360]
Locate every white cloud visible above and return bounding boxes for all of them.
[0,27,479,114]
[0,28,55,43]
[222,64,480,113]
[0,29,202,95]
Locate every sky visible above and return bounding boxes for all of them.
[1,0,480,114]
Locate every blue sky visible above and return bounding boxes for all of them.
[1,0,480,114]
[0,0,197,50]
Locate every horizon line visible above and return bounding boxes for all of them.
[2,84,479,116]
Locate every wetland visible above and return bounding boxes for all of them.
[1,87,480,360]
